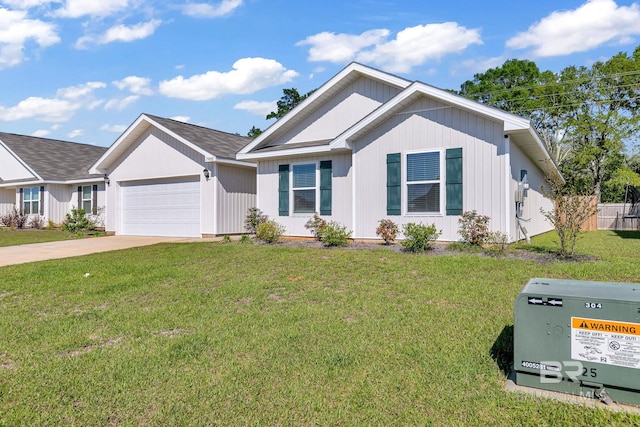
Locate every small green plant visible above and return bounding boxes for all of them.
[63,208,96,233]
[220,235,232,244]
[245,207,269,234]
[318,221,351,247]
[458,210,490,246]
[256,220,285,244]
[400,222,441,252]
[28,215,45,229]
[44,219,60,230]
[375,219,398,245]
[486,231,510,254]
[304,214,327,241]
[239,234,252,244]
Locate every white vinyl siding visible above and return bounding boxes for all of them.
[215,164,257,235]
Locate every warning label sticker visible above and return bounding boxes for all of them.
[571,317,640,369]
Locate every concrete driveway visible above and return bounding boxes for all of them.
[0,235,206,267]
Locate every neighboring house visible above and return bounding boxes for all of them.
[0,132,108,225]
[90,114,256,238]
[237,62,562,242]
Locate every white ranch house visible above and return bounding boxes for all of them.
[238,62,561,242]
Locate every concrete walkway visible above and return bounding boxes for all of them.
[0,235,209,267]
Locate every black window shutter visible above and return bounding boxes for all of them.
[319,160,332,216]
[446,148,463,215]
[19,188,23,212]
[278,164,289,216]
[77,186,82,211]
[40,186,44,215]
[386,153,401,215]
[92,184,98,215]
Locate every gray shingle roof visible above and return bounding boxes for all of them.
[0,132,108,181]
[145,114,251,160]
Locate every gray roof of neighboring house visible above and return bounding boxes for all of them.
[0,132,108,181]
[145,114,251,160]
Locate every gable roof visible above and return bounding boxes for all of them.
[91,114,255,174]
[0,132,107,182]
[237,62,411,157]
[236,63,561,179]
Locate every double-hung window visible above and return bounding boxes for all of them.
[406,151,441,213]
[292,163,316,213]
[81,185,93,213]
[22,186,40,215]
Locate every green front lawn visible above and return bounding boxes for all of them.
[0,229,83,247]
[0,231,639,425]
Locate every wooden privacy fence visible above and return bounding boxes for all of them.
[597,203,640,231]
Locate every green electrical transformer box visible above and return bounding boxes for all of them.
[514,278,640,406]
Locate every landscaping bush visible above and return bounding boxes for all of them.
[63,208,97,233]
[318,221,351,247]
[400,222,441,252]
[486,231,510,254]
[0,207,29,229]
[256,220,285,244]
[239,234,252,244]
[304,214,327,241]
[458,210,490,246]
[28,215,45,229]
[244,207,268,234]
[375,219,398,245]
[220,235,232,244]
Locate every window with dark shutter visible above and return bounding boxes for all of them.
[278,164,290,216]
[386,153,401,215]
[39,186,44,215]
[445,148,463,215]
[319,160,332,216]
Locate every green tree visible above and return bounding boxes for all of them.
[266,88,315,120]
[247,126,263,138]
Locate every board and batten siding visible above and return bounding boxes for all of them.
[46,184,72,224]
[507,141,554,240]
[0,189,15,215]
[352,97,507,241]
[215,164,257,234]
[273,77,403,147]
[257,153,352,237]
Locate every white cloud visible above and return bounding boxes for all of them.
[113,75,153,95]
[298,23,482,73]
[507,0,640,57]
[1,0,57,9]
[296,29,390,63]
[54,0,131,18]
[76,20,161,48]
[0,81,106,122]
[67,129,83,138]
[0,97,77,121]
[0,8,60,69]
[182,0,243,18]
[56,82,106,99]
[159,57,298,101]
[100,124,127,133]
[104,95,139,110]
[170,116,190,122]
[32,129,50,137]
[234,100,277,116]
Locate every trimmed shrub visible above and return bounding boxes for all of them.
[245,207,268,234]
[458,210,490,246]
[318,221,351,247]
[400,222,441,252]
[375,219,398,245]
[256,220,285,244]
[304,214,327,241]
[63,208,97,233]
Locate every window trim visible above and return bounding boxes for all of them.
[21,186,40,215]
[81,185,93,214]
[290,161,319,215]
[402,149,444,216]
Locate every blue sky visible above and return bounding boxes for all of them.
[1,0,639,147]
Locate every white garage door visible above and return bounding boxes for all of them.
[121,177,201,237]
